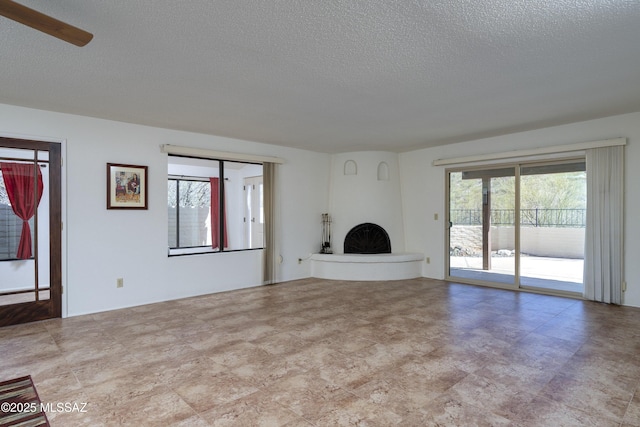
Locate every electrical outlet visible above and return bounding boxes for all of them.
[298,258,302,264]
[622,281,627,292]
[434,213,438,220]
[426,257,430,264]
[116,278,124,288]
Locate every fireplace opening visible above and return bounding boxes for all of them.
[344,223,391,254]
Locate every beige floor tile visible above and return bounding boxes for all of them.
[262,372,353,420]
[2,278,640,426]
[172,371,259,413]
[144,355,228,386]
[308,393,404,427]
[230,356,306,388]
[352,373,450,418]
[404,393,513,427]
[515,395,620,426]
[200,389,302,426]
[206,340,274,368]
[448,372,536,419]
[2,353,74,385]
[82,370,169,410]
[623,388,640,427]
[99,389,198,426]
[43,389,100,427]
[0,321,48,339]
[473,360,556,395]
[248,331,310,356]
[35,371,83,402]
[540,372,633,423]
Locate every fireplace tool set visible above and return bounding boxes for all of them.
[321,213,332,253]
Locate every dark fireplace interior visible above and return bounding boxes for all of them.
[344,223,391,254]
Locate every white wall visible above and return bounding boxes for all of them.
[3,102,639,312]
[0,103,330,316]
[400,112,640,307]
[329,152,405,254]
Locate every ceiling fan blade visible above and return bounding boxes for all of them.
[0,0,93,46]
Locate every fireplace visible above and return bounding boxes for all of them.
[312,222,422,280]
[344,223,391,254]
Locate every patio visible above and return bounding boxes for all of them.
[450,255,584,294]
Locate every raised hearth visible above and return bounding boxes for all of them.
[310,252,423,281]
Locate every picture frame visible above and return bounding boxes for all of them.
[106,163,148,209]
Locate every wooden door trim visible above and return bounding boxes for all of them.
[0,136,62,326]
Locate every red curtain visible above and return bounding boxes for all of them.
[0,162,44,259]
[210,178,228,249]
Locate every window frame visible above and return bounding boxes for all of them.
[168,175,212,251]
[167,155,264,257]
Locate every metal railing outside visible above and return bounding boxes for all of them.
[450,208,586,228]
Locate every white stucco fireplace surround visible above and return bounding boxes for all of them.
[310,252,424,281]
[310,152,424,281]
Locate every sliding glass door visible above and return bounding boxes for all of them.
[447,160,585,295]
[448,167,516,286]
[518,162,585,293]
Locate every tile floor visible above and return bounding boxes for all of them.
[1,277,640,426]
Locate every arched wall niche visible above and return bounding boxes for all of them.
[330,152,405,254]
[377,161,389,181]
[343,160,357,176]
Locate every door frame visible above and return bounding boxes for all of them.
[0,136,64,326]
[445,164,519,290]
[243,175,264,249]
[445,157,585,297]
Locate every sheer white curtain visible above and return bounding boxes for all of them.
[584,145,624,304]
[263,162,277,285]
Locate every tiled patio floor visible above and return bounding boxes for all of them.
[450,256,583,294]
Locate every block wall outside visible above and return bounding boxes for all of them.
[167,206,211,248]
[450,225,585,259]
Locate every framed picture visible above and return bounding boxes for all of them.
[106,163,148,209]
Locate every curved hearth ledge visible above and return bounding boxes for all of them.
[310,253,424,281]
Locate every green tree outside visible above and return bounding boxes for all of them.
[450,171,586,212]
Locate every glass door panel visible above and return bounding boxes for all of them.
[519,162,586,293]
[0,149,49,304]
[448,167,516,286]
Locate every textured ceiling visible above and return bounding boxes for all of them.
[1,0,640,153]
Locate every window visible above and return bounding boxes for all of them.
[168,178,211,249]
[0,167,37,261]
[168,155,263,256]
[1,172,23,260]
